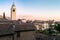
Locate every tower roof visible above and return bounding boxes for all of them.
[12,2,15,7]
[11,2,16,9]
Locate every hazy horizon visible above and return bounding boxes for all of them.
[0,0,60,21]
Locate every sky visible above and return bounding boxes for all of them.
[0,0,60,21]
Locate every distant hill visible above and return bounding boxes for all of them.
[17,15,35,20]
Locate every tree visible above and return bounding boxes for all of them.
[42,23,58,36]
[54,24,60,32]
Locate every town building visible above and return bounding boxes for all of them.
[33,20,56,30]
[0,2,36,40]
[0,22,36,40]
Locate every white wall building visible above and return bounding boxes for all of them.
[42,22,49,30]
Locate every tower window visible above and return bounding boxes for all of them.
[13,9,15,12]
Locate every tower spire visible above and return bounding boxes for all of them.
[12,2,15,7]
[12,0,15,7]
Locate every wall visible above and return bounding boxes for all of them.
[0,35,13,40]
[19,31,35,40]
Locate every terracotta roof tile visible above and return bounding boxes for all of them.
[0,24,14,35]
[15,23,36,31]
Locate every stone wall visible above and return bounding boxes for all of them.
[19,31,35,40]
[0,35,13,40]
[0,31,36,40]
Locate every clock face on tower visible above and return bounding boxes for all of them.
[13,9,15,12]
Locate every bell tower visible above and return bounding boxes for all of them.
[11,3,16,20]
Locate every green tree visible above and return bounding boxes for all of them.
[42,23,58,36]
[54,24,60,32]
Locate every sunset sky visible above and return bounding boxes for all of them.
[0,0,60,21]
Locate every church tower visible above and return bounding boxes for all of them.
[11,3,16,20]
[3,12,5,19]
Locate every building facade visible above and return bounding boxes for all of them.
[0,22,36,40]
[11,3,16,20]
